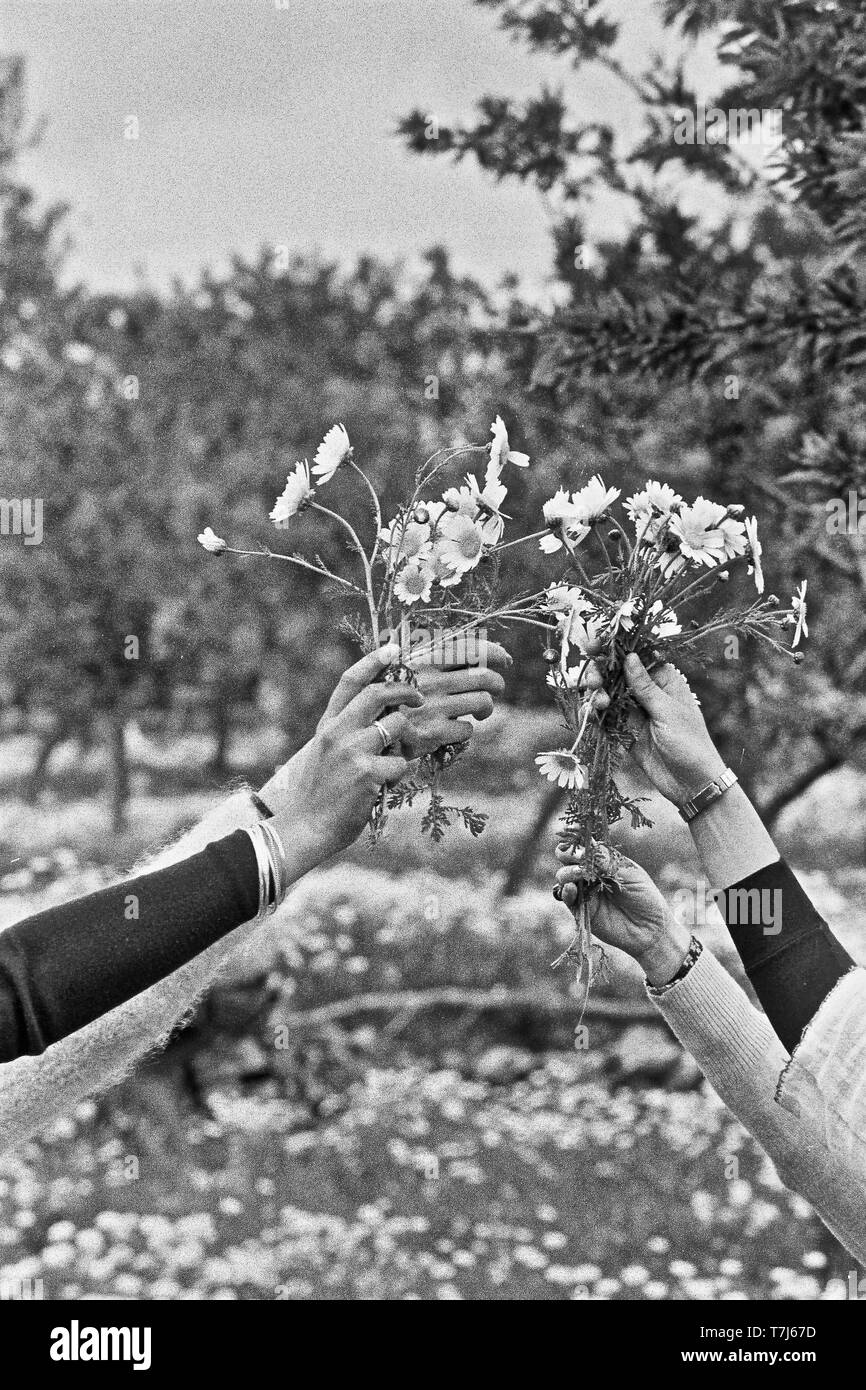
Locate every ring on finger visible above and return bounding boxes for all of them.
[373,719,393,753]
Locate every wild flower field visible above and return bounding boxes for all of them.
[0,1061,848,1301]
[0,724,862,1301]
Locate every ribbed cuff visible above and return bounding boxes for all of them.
[648,945,788,1087]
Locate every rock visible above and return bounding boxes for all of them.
[472,1045,537,1085]
[609,1024,682,1083]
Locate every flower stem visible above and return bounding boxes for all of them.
[312,503,380,644]
[224,545,363,592]
[348,458,383,571]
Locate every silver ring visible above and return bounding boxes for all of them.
[373,719,392,752]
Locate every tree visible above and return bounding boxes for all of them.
[400,0,866,850]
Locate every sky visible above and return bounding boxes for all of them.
[2,0,723,299]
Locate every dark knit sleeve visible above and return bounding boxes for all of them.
[0,829,260,1063]
[714,858,855,1053]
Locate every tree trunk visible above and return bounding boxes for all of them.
[24,724,69,802]
[209,698,231,776]
[757,751,844,829]
[501,782,562,897]
[107,710,129,832]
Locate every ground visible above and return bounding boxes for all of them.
[0,712,862,1300]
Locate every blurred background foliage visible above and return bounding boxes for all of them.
[1,1,865,1300]
[2,4,866,840]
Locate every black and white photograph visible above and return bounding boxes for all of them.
[0,0,864,1331]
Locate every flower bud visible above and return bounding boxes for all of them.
[543,647,559,663]
[197,527,227,555]
[414,505,429,525]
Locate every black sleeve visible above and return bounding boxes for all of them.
[714,858,855,1053]
[0,829,260,1063]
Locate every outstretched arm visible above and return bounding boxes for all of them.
[620,654,856,1053]
[0,788,264,1155]
[555,845,866,1262]
[0,644,420,1151]
[0,641,508,1153]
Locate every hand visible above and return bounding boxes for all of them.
[622,653,728,806]
[260,644,423,873]
[555,841,691,986]
[404,638,510,757]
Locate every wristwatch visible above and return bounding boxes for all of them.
[677,767,738,823]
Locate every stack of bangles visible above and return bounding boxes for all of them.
[245,819,290,919]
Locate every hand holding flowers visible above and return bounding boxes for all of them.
[198,417,536,841]
[534,477,808,1016]
[555,840,691,989]
[258,645,421,874]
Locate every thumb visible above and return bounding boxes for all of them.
[623,653,669,720]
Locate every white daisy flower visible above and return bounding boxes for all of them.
[648,600,681,639]
[543,583,590,616]
[572,475,621,521]
[745,515,764,594]
[466,472,508,544]
[655,550,687,579]
[311,423,351,483]
[787,580,808,647]
[488,415,530,478]
[563,607,607,659]
[422,500,449,528]
[626,480,682,542]
[540,489,589,554]
[270,461,314,526]
[379,516,432,568]
[197,526,227,555]
[719,515,748,560]
[438,513,486,574]
[394,559,433,606]
[427,543,463,588]
[534,751,587,790]
[669,496,729,566]
[442,485,478,517]
[610,598,638,633]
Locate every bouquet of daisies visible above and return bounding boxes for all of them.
[534,477,808,1015]
[198,418,545,841]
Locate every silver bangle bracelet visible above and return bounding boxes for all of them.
[246,824,274,920]
[259,818,290,909]
[246,821,290,919]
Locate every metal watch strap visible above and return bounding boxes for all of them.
[678,767,738,823]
